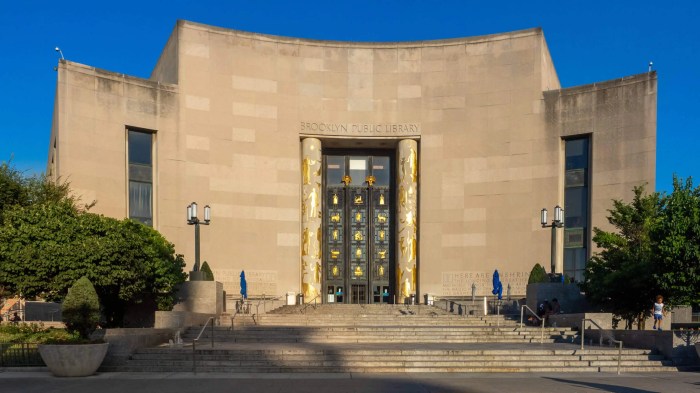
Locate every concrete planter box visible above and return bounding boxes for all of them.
[38,343,109,377]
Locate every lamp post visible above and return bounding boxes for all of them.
[541,205,564,275]
[187,202,211,280]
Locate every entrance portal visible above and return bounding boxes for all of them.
[323,154,393,304]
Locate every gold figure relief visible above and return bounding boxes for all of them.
[301,227,311,256]
[354,265,363,277]
[341,175,352,186]
[316,227,322,259]
[398,185,407,209]
[378,250,387,259]
[331,213,340,222]
[354,194,363,204]
[354,231,363,241]
[411,264,417,291]
[399,236,406,257]
[365,175,376,187]
[355,248,362,258]
[332,229,339,241]
[331,250,340,259]
[332,194,338,205]
[379,193,385,205]
[355,212,362,222]
[378,265,385,277]
[377,213,387,223]
[302,158,312,185]
[379,230,385,241]
[332,265,339,277]
[314,261,321,284]
[306,187,319,219]
[408,235,417,263]
[409,147,418,183]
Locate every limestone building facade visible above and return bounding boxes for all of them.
[47,20,656,303]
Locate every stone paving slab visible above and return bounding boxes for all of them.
[0,370,698,393]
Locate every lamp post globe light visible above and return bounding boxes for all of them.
[541,205,564,276]
[187,202,211,281]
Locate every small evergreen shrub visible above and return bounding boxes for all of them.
[201,261,214,281]
[527,263,549,284]
[62,277,100,340]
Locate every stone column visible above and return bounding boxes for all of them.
[396,139,418,304]
[300,138,322,303]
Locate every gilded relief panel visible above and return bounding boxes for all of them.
[397,139,418,303]
[301,138,322,302]
[326,188,344,281]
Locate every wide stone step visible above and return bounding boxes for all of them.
[125,358,671,368]
[116,303,676,374]
[130,353,664,363]
[107,364,678,373]
[186,336,555,345]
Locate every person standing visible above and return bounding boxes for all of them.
[10,312,21,324]
[652,295,665,331]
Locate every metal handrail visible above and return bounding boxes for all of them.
[257,294,283,314]
[519,305,545,344]
[229,309,239,331]
[299,294,320,314]
[581,318,623,375]
[192,316,215,374]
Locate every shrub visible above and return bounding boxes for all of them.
[200,261,214,281]
[527,263,549,284]
[62,277,100,340]
[0,323,82,344]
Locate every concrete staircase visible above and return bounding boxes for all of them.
[111,304,679,373]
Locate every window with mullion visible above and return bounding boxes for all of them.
[128,129,154,226]
[563,137,590,282]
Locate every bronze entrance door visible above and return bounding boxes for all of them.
[323,154,392,304]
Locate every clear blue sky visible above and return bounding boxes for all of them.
[1,0,697,192]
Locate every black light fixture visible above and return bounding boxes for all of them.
[541,205,564,275]
[187,202,211,276]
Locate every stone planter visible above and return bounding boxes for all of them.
[38,343,109,377]
[695,343,700,359]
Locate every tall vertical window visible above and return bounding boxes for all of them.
[128,129,153,226]
[564,137,590,282]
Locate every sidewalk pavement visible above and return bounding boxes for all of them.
[0,370,698,393]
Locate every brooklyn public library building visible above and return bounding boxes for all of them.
[47,20,656,305]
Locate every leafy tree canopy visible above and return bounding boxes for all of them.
[0,160,186,327]
[583,177,700,328]
[652,177,700,306]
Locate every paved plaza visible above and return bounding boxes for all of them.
[0,371,698,393]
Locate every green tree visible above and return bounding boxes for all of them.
[1,161,79,215]
[62,276,100,339]
[652,176,700,306]
[0,197,186,327]
[583,185,662,328]
[200,261,214,281]
[527,263,549,284]
[0,161,29,217]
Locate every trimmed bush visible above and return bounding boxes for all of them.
[201,261,214,281]
[527,263,549,284]
[62,277,100,340]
